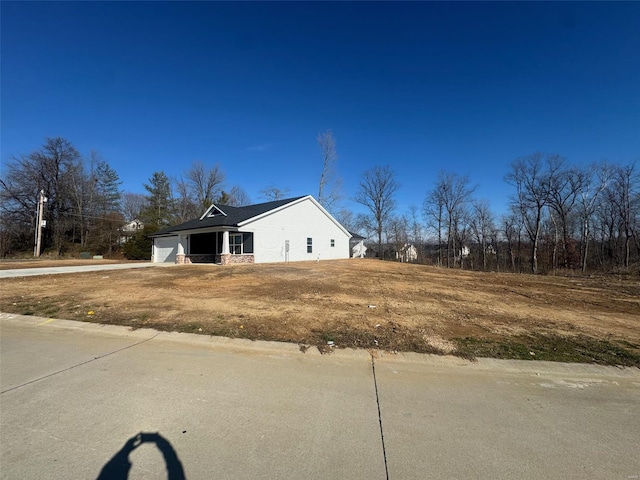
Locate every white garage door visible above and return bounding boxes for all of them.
[154,236,178,263]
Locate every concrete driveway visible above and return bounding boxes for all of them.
[0,262,167,278]
[1,313,638,479]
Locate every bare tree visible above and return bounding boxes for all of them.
[0,137,81,255]
[174,178,197,222]
[316,130,342,212]
[67,158,92,248]
[350,212,376,256]
[596,188,620,268]
[576,163,613,273]
[260,184,291,201]
[470,200,495,270]
[408,205,423,261]
[354,166,400,259]
[184,161,225,210]
[546,157,581,268]
[506,153,553,274]
[63,150,123,253]
[423,185,445,266]
[425,172,475,268]
[334,208,356,231]
[226,185,252,206]
[502,211,523,272]
[1,139,127,256]
[387,215,410,262]
[607,163,638,268]
[121,192,147,222]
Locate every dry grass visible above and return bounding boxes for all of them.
[1,259,638,365]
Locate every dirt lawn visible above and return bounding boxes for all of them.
[1,259,638,365]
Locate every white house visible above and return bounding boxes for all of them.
[396,243,418,263]
[350,233,367,258]
[150,195,352,265]
[119,219,144,245]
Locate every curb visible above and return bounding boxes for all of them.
[2,312,638,378]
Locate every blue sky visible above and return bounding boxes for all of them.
[2,1,639,217]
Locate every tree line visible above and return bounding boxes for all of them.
[0,137,252,258]
[353,153,639,274]
[1,136,638,274]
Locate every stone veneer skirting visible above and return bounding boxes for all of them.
[219,253,255,265]
[175,254,191,264]
[176,253,254,265]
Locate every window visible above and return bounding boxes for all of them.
[330,239,335,247]
[230,234,242,254]
[307,237,313,253]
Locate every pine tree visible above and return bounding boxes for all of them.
[94,161,122,215]
[142,172,174,227]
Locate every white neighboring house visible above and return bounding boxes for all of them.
[150,195,352,265]
[350,233,367,258]
[396,243,418,263]
[119,219,144,245]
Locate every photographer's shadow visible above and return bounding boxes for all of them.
[97,432,185,480]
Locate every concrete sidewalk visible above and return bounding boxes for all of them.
[0,262,167,278]
[1,313,639,479]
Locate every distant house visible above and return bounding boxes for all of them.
[396,243,418,263]
[350,232,367,258]
[119,219,144,245]
[150,195,351,265]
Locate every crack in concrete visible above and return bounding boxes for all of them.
[371,355,390,480]
[0,332,160,394]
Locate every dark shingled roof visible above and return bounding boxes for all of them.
[349,231,366,240]
[152,196,306,236]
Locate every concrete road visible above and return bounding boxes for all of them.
[1,313,638,479]
[0,262,168,279]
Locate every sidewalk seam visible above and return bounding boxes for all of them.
[372,355,390,480]
[0,332,160,394]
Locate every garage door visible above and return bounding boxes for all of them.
[154,236,178,263]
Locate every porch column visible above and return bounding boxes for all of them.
[220,230,231,265]
[176,234,186,264]
[222,230,230,253]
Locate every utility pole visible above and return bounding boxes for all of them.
[34,189,47,257]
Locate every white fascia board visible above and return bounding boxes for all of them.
[199,204,227,220]
[150,233,179,238]
[171,226,234,236]
[238,195,352,237]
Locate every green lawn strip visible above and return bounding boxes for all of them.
[455,334,640,367]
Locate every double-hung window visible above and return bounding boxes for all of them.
[307,237,313,253]
[230,234,242,254]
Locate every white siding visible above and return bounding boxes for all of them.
[242,197,350,263]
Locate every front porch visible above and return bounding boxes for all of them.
[175,229,255,265]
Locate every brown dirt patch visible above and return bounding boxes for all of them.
[1,259,638,365]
